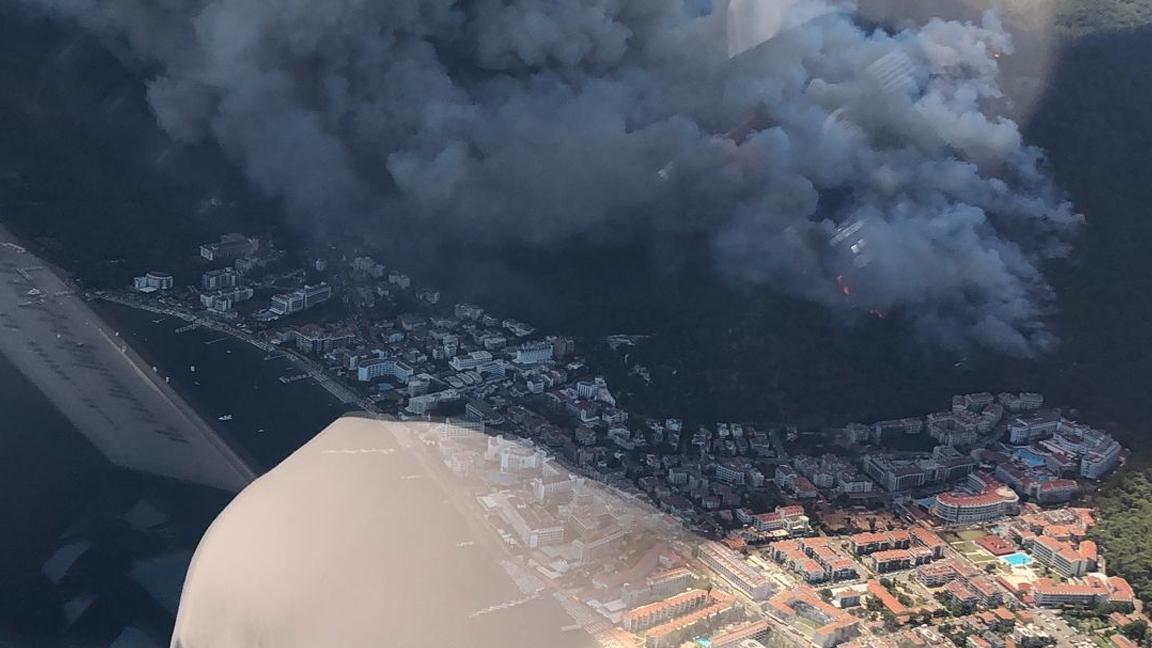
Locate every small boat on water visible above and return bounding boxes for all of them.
[218,414,233,421]
[190,365,196,373]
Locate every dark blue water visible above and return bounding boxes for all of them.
[93,301,356,470]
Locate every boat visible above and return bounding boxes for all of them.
[190,365,196,373]
[218,414,233,421]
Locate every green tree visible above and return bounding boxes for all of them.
[1122,619,1148,641]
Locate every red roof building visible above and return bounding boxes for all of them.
[976,534,1016,556]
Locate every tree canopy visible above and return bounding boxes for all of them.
[1091,467,1152,603]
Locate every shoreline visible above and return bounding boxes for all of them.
[94,300,356,471]
[0,224,256,491]
[95,293,374,413]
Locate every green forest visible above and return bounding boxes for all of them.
[1092,466,1152,603]
[1028,0,1152,605]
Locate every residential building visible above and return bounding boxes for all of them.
[917,562,959,587]
[270,283,332,315]
[1031,536,1093,578]
[405,389,458,414]
[966,576,1003,606]
[953,392,995,412]
[863,456,927,492]
[751,505,810,536]
[641,591,735,648]
[1032,479,1080,504]
[697,542,774,600]
[201,267,239,291]
[622,589,710,632]
[293,325,354,354]
[848,531,911,556]
[492,494,564,549]
[449,350,493,372]
[199,233,254,261]
[133,271,174,292]
[387,270,410,289]
[715,460,748,486]
[514,340,554,365]
[873,417,924,437]
[454,303,484,320]
[1030,578,1108,607]
[707,620,770,648]
[930,474,1019,524]
[926,411,980,446]
[200,286,254,312]
[532,473,579,502]
[466,399,505,425]
[502,319,535,337]
[838,472,874,495]
[356,357,415,384]
[767,589,859,648]
[549,335,575,359]
[1007,410,1062,444]
[845,423,874,444]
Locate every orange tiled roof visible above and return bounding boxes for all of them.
[867,580,910,617]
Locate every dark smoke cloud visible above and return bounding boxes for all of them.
[26,0,1081,355]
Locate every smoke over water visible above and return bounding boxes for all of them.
[29,0,1080,355]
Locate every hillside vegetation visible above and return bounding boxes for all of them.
[1054,0,1152,34]
[1091,467,1152,603]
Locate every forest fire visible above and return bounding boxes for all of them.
[835,273,852,297]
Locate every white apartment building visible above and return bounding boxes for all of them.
[133,271,174,292]
[356,357,415,384]
[514,341,554,364]
[449,350,493,371]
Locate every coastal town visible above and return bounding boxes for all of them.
[106,233,1144,648]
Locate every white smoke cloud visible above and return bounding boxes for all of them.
[25,0,1081,354]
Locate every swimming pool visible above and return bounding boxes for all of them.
[1002,552,1032,567]
[1013,448,1048,468]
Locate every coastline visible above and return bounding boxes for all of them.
[95,292,371,412]
[94,300,356,470]
[0,224,256,491]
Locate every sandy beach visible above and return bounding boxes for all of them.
[0,224,254,492]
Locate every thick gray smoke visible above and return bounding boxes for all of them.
[28,0,1081,355]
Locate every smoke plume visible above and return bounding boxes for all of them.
[26,0,1081,354]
